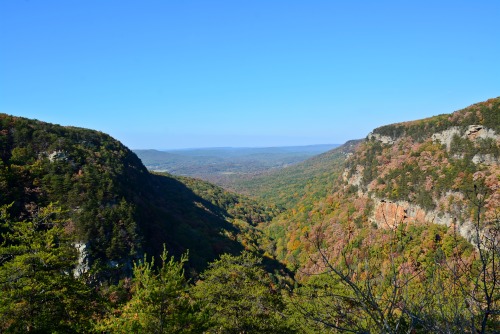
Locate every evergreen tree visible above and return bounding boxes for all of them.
[96,247,206,333]
[193,252,295,333]
[0,203,95,333]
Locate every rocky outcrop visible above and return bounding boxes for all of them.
[343,165,364,187]
[431,125,499,165]
[368,132,395,145]
[48,150,69,162]
[472,154,499,165]
[342,100,500,246]
[431,127,461,150]
[370,197,450,227]
[465,125,498,141]
[368,196,478,242]
[432,125,499,149]
[74,242,90,278]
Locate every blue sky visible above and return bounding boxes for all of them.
[1,1,499,149]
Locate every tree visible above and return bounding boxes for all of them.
[0,203,95,333]
[451,183,500,333]
[288,182,500,333]
[288,219,419,333]
[193,252,295,333]
[96,246,206,333]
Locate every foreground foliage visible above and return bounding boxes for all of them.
[0,202,498,333]
[0,204,96,333]
[97,248,206,333]
[288,219,499,333]
[192,252,294,333]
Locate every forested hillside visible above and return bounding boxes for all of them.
[1,98,499,333]
[0,114,278,277]
[248,98,500,332]
[231,140,361,208]
[245,98,499,266]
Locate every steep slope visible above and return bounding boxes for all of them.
[0,114,278,278]
[273,98,500,332]
[261,97,500,269]
[348,97,500,236]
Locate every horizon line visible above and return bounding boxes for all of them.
[132,143,342,151]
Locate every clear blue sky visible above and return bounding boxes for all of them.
[1,1,499,149]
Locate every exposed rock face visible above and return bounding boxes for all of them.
[74,242,90,278]
[342,129,495,241]
[472,154,499,165]
[431,127,461,150]
[432,125,499,149]
[465,125,498,141]
[342,156,488,241]
[369,197,452,227]
[431,125,499,166]
[367,132,395,145]
[369,197,478,242]
[370,198,422,227]
[343,165,364,187]
[48,150,68,162]
[340,98,500,249]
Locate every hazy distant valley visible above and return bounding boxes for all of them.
[134,144,339,188]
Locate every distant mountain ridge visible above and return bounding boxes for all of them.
[230,140,361,208]
[134,144,339,189]
[159,144,339,155]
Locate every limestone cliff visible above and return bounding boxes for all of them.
[343,97,500,241]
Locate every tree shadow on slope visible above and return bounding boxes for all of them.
[132,173,291,277]
[135,173,244,274]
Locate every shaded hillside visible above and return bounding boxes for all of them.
[134,144,339,189]
[0,114,278,278]
[231,140,361,208]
